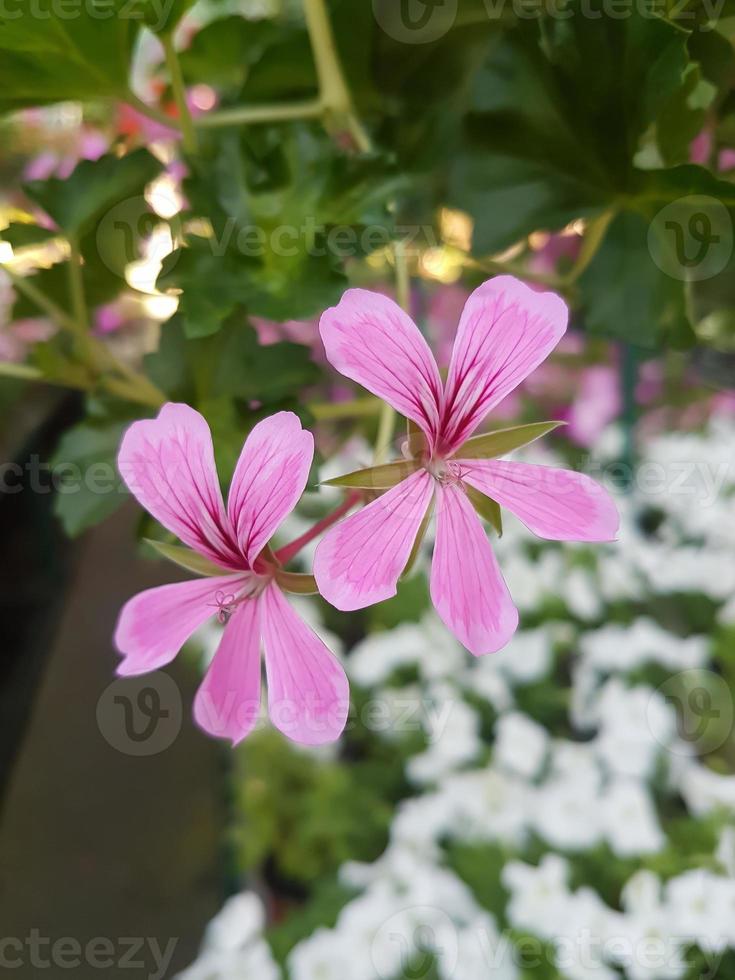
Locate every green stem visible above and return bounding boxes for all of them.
[3,264,77,332]
[3,262,166,409]
[124,93,181,133]
[197,99,323,129]
[373,240,408,463]
[308,395,381,420]
[0,361,43,381]
[303,0,372,152]
[162,34,197,155]
[68,237,89,333]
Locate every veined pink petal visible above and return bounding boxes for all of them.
[193,598,262,745]
[260,584,349,745]
[227,412,314,565]
[314,470,434,611]
[320,289,443,447]
[118,403,239,566]
[440,277,568,453]
[114,573,244,676]
[461,459,619,541]
[430,483,518,655]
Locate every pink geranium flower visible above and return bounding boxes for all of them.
[115,404,349,746]
[313,276,619,655]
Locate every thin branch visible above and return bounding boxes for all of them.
[275,490,363,565]
[303,0,372,152]
[196,99,323,129]
[162,34,197,154]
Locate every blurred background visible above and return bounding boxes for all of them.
[1,1,735,978]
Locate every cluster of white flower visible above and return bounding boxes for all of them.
[179,414,735,980]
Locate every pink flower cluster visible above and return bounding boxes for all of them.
[115,276,618,746]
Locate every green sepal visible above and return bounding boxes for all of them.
[275,571,319,595]
[455,421,565,459]
[323,458,421,490]
[145,539,230,577]
[401,496,435,579]
[465,486,503,537]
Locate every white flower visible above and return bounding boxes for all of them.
[493,626,555,685]
[349,616,464,689]
[503,855,572,941]
[388,794,454,857]
[441,767,531,846]
[444,914,519,980]
[176,893,279,980]
[289,928,366,980]
[202,893,265,951]
[407,686,481,785]
[600,780,665,857]
[677,761,735,816]
[494,712,549,779]
[665,869,735,953]
[563,567,603,621]
[716,826,735,877]
[579,619,708,675]
[592,680,676,780]
[532,770,603,852]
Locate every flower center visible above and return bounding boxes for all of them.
[424,456,464,487]
[211,572,271,624]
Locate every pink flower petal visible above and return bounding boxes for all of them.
[430,483,518,655]
[460,459,619,541]
[227,412,314,565]
[193,598,263,745]
[440,276,568,453]
[314,470,434,611]
[320,289,443,447]
[260,584,349,745]
[114,573,244,676]
[118,403,239,567]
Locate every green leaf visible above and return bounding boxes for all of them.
[51,420,131,536]
[579,210,694,348]
[144,317,320,404]
[144,539,229,576]
[275,571,319,595]
[401,496,434,579]
[455,421,565,459]
[449,6,699,253]
[0,223,57,249]
[178,16,283,91]
[0,0,136,113]
[24,149,162,238]
[465,485,502,537]
[323,459,421,489]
